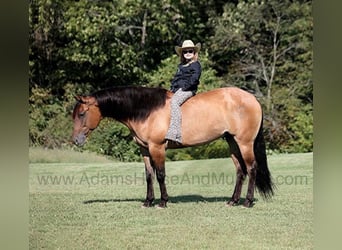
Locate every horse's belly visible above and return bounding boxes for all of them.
[181,110,228,145]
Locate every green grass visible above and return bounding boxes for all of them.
[29,152,313,249]
[29,147,112,163]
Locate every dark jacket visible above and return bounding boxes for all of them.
[170,61,202,94]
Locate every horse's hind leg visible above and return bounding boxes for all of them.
[244,159,257,207]
[227,154,246,206]
[140,147,155,207]
[239,143,257,208]
[225,133,246,206]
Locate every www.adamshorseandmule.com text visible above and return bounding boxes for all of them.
[36,172,309,187]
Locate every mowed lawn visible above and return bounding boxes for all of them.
[29,152,313,249]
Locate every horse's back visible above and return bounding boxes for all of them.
[189,87,257,103]
[180,87,262,145]
[182,87,261,119]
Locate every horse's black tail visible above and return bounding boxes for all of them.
[254,119,275,200]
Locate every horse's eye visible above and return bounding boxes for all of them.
[79,112,86,118]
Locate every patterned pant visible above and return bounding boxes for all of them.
[165,89,194,143]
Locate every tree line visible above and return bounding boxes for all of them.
[29,0,313,161]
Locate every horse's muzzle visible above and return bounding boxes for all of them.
[73,133,87,146]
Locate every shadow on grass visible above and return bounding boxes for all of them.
[83,198,142,204]
[83,195,258,206]
[170,195,227,203]
[169,195,257,206]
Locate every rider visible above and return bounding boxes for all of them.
[165,39,202,144]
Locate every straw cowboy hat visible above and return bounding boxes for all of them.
[175,40,201,56]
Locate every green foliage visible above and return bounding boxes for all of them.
[29,83,141,161]
[29,0,313,161]
[29,83,96,148]
[166,139,229,161]
[61,0,145,87]
[284,105,313,153]
[29,0,217,89]
[145,51,223,92]
[29,85,73,148]
[84,119,141,162]
[208,0,313,152]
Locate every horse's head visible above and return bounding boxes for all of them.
[72,96,102,146]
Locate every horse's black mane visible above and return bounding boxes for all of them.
[91,86,168,121]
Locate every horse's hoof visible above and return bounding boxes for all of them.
[141,200,153,208]
[226,200,239,207]
[156,201,167,209]
[242,199,254,208]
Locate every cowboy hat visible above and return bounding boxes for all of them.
[175,40,201,56]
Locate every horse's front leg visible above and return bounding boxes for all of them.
[149,144,168,208]
[140,147,155,207]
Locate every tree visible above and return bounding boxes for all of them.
[29,0,313,158]
[29,0,219,90]
[29,0,66,88]
[208,0,313,152]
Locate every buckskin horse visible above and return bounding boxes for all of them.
[72,86,274,208]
